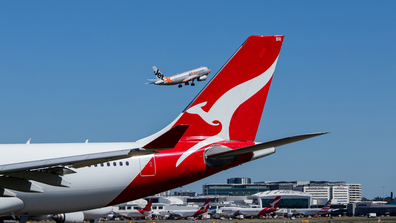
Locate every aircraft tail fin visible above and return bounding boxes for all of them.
[142,125,189,150]
[319,198,332,214]
[173,35,284,141]
[194,198,211,216]
[201,198,211,212]
[138,36,284,146]
[266,196,281,209]
[390,198,396,205]
[153,66,164,80]
[144,198,153,212]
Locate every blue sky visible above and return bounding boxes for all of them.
[0,1,394,199]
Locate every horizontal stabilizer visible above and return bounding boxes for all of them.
[143,125,189,149]
[207,132,328,159]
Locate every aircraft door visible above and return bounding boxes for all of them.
[139,155,156,177]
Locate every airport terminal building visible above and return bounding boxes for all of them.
[249,190,313,208]
[203,179,361,205]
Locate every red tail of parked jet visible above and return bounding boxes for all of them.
[258,196,282,215]
[138,198,153,215]
[0,36,327,221]
[194,198,211,217]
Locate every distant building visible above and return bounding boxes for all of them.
[204,179,361,205]
[347,184,362,202]
[203,178,269,196]
[353,202,396,216]
[249,190,312,208]
[174,190,197,197]
[156,190,171,196]
[227,177,251,184]
[202,183,270,196]
[332,185,349,204]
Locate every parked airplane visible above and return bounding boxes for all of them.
[158,198,211,219]
[114,198,153,219]
[390,198,396,205]
[290,198,333,216]
[0,35,327,223]
[147,66,211,87]
[221,196,281,217]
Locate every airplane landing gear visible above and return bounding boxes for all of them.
[191,83,195,86]
[178,84,182,88]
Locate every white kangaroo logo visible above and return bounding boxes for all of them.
[176,57,279,167]
[186,57,278,140]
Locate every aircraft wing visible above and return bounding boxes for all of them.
[167,211,182,217]
[0,148,146,175]
[0,148,150,194]
[293,210,304,215]
[207,132,328,159]
[1,125,189,174]
[0,125,189,194]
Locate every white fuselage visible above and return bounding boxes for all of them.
[0,142,151,216]
[290,208,324,216]
[220,207,272,217]
[154,67,210,85]
[114,209,150,218]
[157,209,199,218]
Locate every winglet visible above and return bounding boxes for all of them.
[142,125,189,149]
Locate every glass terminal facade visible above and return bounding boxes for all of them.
[203,184,270,196]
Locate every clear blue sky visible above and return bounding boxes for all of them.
[0,1,394,199]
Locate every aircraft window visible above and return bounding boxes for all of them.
[127,206,131,210]
[119,206,126,210]
[94,164,97,167]
[113,162,116,166]
[100,163,104,167]
[126,161,129,166]
[107,162,110,167]
[119,161,123,166]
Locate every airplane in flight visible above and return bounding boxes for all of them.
[156,198,211,219]
[0,35,327,223]
[290,198,333,216]
[114,198,153,219]
[147,66,211,87]
[221,196,281,218]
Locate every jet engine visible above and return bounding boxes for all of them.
[53,207,113,223]
[0,197,25,216]
[53,212,84,223]
[83,206,113,220]
[198,75,207,81]
[204,145,238,168]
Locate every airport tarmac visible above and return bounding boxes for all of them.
[10,217,396,223]
[99,217,396,223]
